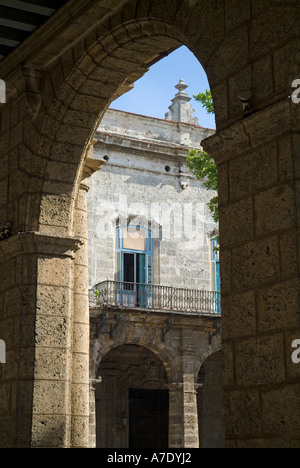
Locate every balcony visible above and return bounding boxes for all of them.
[92,281,221,316]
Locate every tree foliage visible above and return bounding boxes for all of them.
[193,89,214,115]
[187,149,219,223]
[187,149,217,191]
[187,89,218,223]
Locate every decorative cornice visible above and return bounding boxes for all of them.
[94,133,193,162]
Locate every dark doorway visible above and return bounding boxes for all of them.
[124,253,135,283]
[123,253,147,306]
[123,252,146,284]
[129,388,169,448]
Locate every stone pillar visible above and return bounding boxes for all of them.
[0,231,84,447]
[71,157,104,447]
[168,383,184,448]
[89,380,97,448]
[89,378,102,448]
[182,375,199,448]
[203,99,300,448]
[0,154,103,449]
[89,385,96,448]
[167,378,199,449]
[71,182,90,447]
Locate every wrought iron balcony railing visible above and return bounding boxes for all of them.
[92,281,221,315]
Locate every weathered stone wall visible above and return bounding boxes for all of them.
[204,100,300,448]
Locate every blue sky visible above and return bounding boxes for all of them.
[111,46,216,130]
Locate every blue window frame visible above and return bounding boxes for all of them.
[211,238,220,291]
[116,226,153,307]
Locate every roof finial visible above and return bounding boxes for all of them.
[165,79,199,125]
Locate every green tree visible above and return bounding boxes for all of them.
[187,89,218,223]
[193,89,214,115]
[187,149,218,223]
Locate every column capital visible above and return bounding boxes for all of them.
[165,382,183,392]
[0,231,83,260]
[90,378,102,391]
[166,382,199,394]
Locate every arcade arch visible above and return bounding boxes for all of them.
[95,344,169,448]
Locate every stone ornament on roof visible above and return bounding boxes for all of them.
[165,79,199,126]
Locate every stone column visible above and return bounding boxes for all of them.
[89,384,96,448]
[167,378,199,449]
[0,156,99,448]
[89,377,102,448]
[0,231,84,447]
[203,99,300,448]
[182,375,199,448]
[167,383,184,448]
[71,157,104,448]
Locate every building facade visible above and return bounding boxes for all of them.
[88,80,217,294]
[87,81,223,448]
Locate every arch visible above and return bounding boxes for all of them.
[195,341,222,382]
[21,0,298,236]
[25,0,234,235]
[91,336,177,385]
[95,343,170,448]
[33,19,185,234]
[98,343,169,384]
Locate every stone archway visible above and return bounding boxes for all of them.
[95,344,169,448]
[89,307,222,448]
[0,0,299,448]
